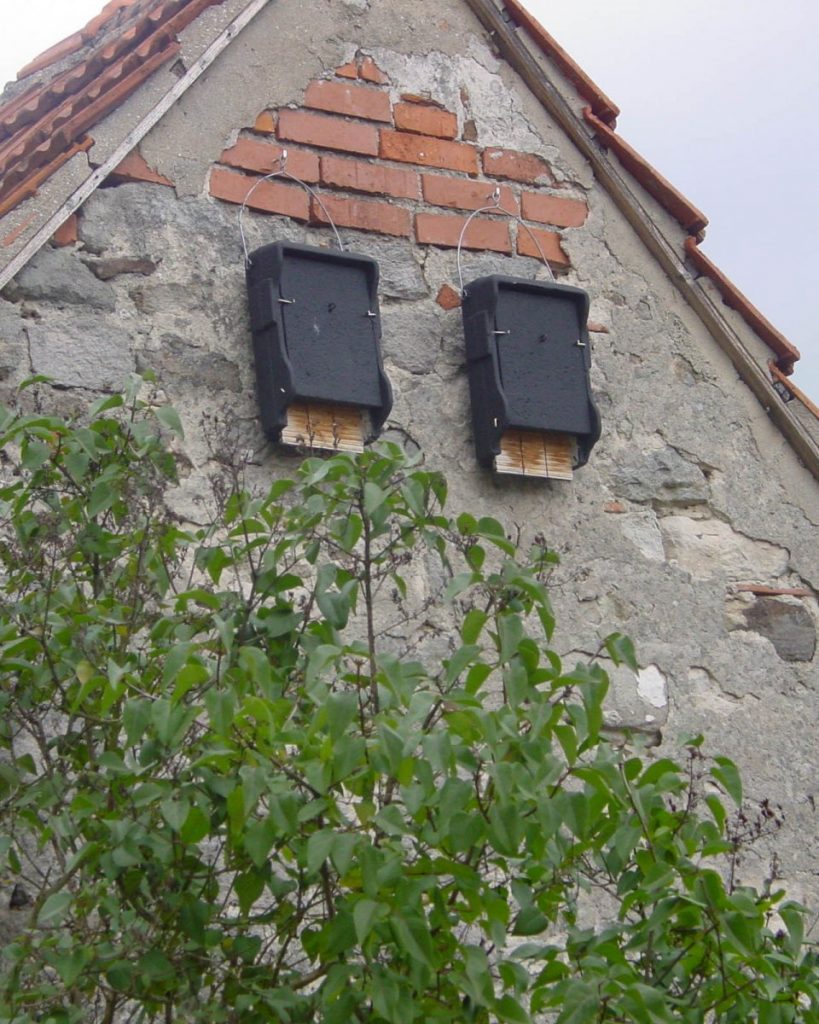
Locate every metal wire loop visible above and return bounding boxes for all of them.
[456,187,556,294]
[239,149,344,266]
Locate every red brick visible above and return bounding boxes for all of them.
[415,212,511,253]
[588,321,610,334]
[110,150,173,187]
[51,214,79,247]
[422,174,516,214]
[277,109,379,156]
[220,139,319,182]
[210,166,309,221]
[380,130,478,174]
[436,283,461,309]
[253,110,276,134]
[311,194,411,237]
[516,225,569,267]
[393,102,457,140]
[335,61,358,80]
[604,500,626,513]
[305,80,392,123]
[482,147,553,184]
[359,57,389,84]
[521,192,588,228]
[320,155,418,199]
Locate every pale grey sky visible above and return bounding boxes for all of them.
[1,0,817,399]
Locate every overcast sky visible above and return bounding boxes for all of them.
[1,0,817,399]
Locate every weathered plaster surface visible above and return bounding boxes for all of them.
[1,0,817,910]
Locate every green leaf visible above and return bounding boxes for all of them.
[513,906,549,936]
[37,891,73,926]
[461,608,488,644]
[244,818,276,868]
[154,404,184,438]
[711,757,742,806]
[353,898,382,943]
[363,481,386,515]
[54,948,89,986]
[444,571,476,602]
[604,632,638,671]
[138,949,174,981]
[307,829,336,875]
[180,805,211,844]
[235,870,265,916]
[160,796,190,833]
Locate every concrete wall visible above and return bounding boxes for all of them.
[1,0,817,910]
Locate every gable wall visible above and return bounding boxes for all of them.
[1,0,817,908]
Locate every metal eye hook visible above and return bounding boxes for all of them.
[239,148,345,267]
[456,189,557,295]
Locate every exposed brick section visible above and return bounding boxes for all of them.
[278,109,379,156]
[516,225,569,267]
[220,139,319,182]
[335,62,358,80]
[422,174,516,214]
[416,212,511,253]
[604,501,626,513]
[521,192,588,228]
[482,147,553,184]
[393,102,457,140]
[380,130,478,174]
[253,111,276,134]
[320,155,419,199]
[110,150,173,187]
[52,214,79,247]
[588,321,610,334]
[436,283,461,310]
[305,80,392,123]
[210,166,309,221]
[359,57,389,84]
[311,194,411,238]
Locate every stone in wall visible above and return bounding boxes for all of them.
[135,337,242,394]
[610,445,708,505]
[618,509,665,561]
[660,515,790,580]
[27,316,135,391]
[4,246,116,312]
[741,596,817,663]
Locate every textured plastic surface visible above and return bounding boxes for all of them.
[461,275,601,468]
[246,241,392,440]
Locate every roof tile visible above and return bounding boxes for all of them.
[0,0,224,213]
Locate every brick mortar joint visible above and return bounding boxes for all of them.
[226,133,588,204]
[212,163,571,223]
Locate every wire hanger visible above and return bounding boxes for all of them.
[238,149,344,266]
[456,187,556,294]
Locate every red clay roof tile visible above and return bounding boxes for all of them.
[0,0,224,214]
[583,107,708,235]
[685,237,800,374]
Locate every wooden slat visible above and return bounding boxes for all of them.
[280,401,365,453]
[494,429,574,480]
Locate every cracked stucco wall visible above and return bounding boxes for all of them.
[0,0,817,910]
